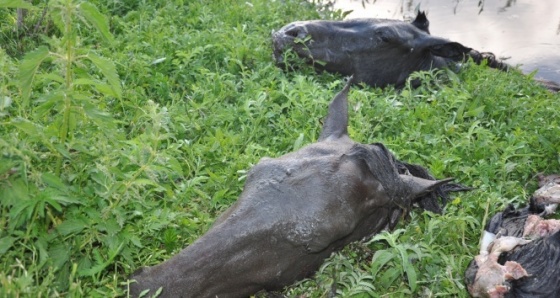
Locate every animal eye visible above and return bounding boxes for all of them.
[377,32,390,43]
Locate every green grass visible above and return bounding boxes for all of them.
[1,0,559,297]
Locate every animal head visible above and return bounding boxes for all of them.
[128,80,463,298]
[272,12,472,88]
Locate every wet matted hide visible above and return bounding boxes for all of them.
[465,174,560,297]
[128,80,468,298]
[272,12,559,92]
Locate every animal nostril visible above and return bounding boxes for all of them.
[285,28,300,38]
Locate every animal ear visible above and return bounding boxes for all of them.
[400,175,454,198]
[411,11,430,34]
[318,77,353,142]
[411,35,471,60]
[428,41,472,61]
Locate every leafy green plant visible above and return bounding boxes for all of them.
[0,0,559,297]
[367,229,423,293]
[16,0,119,172]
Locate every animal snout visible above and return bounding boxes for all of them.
[283,26,307,39]
[274,23,308,41]
[271,22,311,65]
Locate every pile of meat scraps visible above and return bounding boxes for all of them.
[465,174,560,298]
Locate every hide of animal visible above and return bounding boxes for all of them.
[128,80,467,297]
[272,12,559,92]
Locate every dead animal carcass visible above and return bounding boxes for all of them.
[272,12,559,92]
[128,80,467,297]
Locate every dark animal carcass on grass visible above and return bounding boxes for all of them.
[128,80,468,298]
[272,12,559,91]
[465,174,560,297]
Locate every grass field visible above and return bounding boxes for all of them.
[1,0,559,297]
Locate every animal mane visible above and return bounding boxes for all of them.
[346,143,470,213]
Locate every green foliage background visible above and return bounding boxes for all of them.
[0,0,558,297]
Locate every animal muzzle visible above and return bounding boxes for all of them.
[271,22,309,64]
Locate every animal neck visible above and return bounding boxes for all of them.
[132,222,269,297]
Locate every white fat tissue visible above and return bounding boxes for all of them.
[479,231,496,254]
